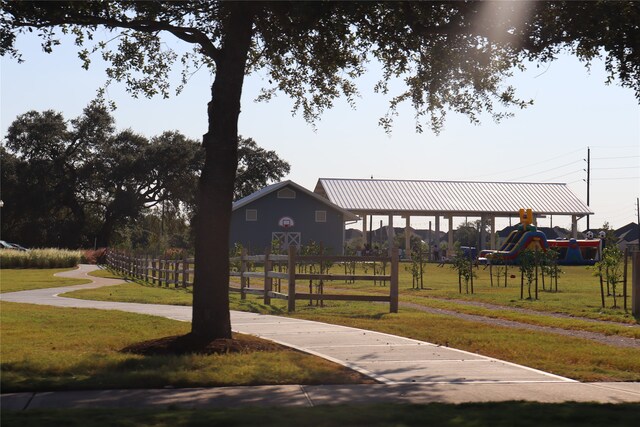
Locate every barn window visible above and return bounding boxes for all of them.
[277,188,296,199]
[246,209,257,221]
[315,210,327,223]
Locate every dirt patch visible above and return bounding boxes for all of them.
[122,333,285,356]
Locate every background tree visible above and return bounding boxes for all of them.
[455,222,479,248]
[3,1,638,343]
[451,246,476,294]
[3,106,110,247]
[2,104,289,248]
[597,246,624,308]
[234,136,291,200]
[89,129,203,246]
[454,220,491,249]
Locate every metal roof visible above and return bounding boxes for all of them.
[233,180,359,221]
[314,178,592,217]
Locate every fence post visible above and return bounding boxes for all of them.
[288,245,297,312]
[172,259,178,287]
[623,247,629,312]
[163,257,168,287]
[150,257,155,285]
[264,248,272,305]
[390,246,399,313]
[632,250,640,316]
[240,248,247,300]
[182,256,188,288]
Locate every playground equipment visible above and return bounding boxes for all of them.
[479,209,549,263]
[479,208,603,265]
[547,238,602,265]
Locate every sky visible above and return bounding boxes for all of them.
[1,30,639,233]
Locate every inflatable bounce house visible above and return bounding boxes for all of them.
[479,209,602,265]
[479,209,548,263]
[546,238,601,265]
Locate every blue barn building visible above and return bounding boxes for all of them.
[230,181,359,254]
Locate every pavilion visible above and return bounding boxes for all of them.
[314,178,592,254]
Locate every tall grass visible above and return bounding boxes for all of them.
[0,249,84,269]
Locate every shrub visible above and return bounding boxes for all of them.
[82,248,108,264]
[0,248,84,269]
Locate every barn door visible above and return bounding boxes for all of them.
[272,232,301,250]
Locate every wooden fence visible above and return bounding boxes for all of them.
[106,250,195,288]
[106,247,399,313]
[230,246,399,312]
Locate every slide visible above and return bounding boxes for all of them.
[479,227,549,263]
[498,229,524,252]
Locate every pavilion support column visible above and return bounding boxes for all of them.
[480,214,487,251]
[448,215,454,257]
[435,215,441,261]
[362,214,367,251]
[404,215,411,259]
[490,216,496,250]
[388,215,394,256]
[571,215,578,239]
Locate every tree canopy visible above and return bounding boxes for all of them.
[2,1,638,342]
[1,103,290,248]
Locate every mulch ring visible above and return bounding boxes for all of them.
[122,333,285,356]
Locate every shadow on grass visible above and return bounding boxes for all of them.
[1,333,373,393]
[3,402,640,427]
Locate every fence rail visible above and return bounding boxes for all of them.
[106,246,399,313]
[106,251,195,288]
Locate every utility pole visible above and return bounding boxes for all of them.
[637,198,639,238]
[586,147,591,231]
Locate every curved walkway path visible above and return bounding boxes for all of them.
[2,264,639,409]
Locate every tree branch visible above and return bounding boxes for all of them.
[10,15,221,62]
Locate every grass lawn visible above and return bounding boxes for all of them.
[66,282,640,382]
[0,302,369,392]
[90,262,636,326]
[70,279,194,306]
[2,266,640,384]
[3,402,640,427]
[0,268,90,293]
[403,263,636,323]
[318,262,636,323]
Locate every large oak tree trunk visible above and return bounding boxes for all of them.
[191,4,255,341]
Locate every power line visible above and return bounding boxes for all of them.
[592,166,639,170]
[591,176,640,180]
[592,155,640,160]
[509,159,583,181]
[461,147,584,180]
[543,169,583,182]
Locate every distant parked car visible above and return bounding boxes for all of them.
[0,240,28,251]
[9,243,29,251]
[0,240,14,249]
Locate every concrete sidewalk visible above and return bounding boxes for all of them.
[3,382,640,410]
[2,264,639,408]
